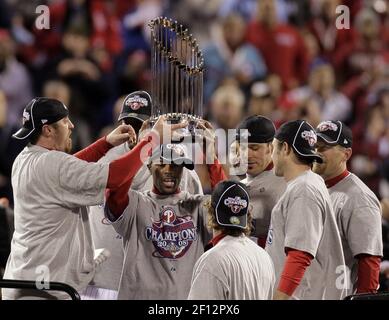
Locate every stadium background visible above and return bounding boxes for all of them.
[0,0,388,292]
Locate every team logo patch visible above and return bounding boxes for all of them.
[145,207,197,259]
[301,130,317,147]
[224,196,247,214]
[318,121,338,132]
[125,95,148,110]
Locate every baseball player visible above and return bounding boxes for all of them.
[313,120,383,295]
[266,119,347,300]
[103,123,227,300]
[87,91,203,299]
[236,115,286,247]
[1,97,182,299]
[187,180,275,300]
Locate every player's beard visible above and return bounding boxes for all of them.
[65,137,72,154]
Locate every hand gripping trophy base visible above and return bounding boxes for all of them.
[151,113,202,143]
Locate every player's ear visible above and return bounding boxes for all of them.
[41,124,53,138]
[344,148,352,162]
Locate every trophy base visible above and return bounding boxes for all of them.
[151,113,202,142]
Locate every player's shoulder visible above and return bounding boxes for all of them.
[336,173,380,206]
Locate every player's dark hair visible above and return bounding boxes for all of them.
[276,139,314,166]
[28,129,42,145]
[204,200,253,237]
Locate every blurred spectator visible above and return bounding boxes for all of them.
[218,0,258,21]
[335,8,388,80]
[42,79,92,151]
[0,29,33,128]
[203,14,267,104]
[0,91,25,204]
[308,0,356,71]
[210,83,245,132]
[117,49,151,96]
[122,0,163,52]
[43,27,113,135]
[166,0,222,45]
[351,106,386,197]
[342,56,388,123]
[287,62,352,122]
[246,0,309,90]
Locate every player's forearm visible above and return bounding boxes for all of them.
[276,248,313,299]
[107,132,158,189]
[207,158,227,189]
[356,254,381,293]
[73,136,113,162]
[273,290,291,300]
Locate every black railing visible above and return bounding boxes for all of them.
[344,292,389,300]
[0,279,80,300]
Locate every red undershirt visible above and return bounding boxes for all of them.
[325,169,381,294]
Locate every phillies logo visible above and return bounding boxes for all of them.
[224,196,247,214]
[301,130,317,147]
[125,96,148,110]
[318,121,338,132]
[160,207,176,224]
[145,207,197,259]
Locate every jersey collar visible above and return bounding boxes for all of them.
[204,233,227,252]
[325,170,350,188]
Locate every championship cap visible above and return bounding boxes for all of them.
[149,143,194,170]
[13,97,69,140]
[275,120,323,163]
[211,181,250,230]
[236,115,276,143]
[118,91,152,124]
[316,120,353,148]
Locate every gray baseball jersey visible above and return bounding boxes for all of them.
[328,172,383,294]
[89,144,204,291]
[2,144,108,300]
[104,190,212,300]
[188,235,275,300]
[242,170,286,242]
[265,170,348,300]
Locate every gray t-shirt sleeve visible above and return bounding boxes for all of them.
[57,153,109,207]
[346,205,383,257]
[284,196,324,257]
[104,190,141,237]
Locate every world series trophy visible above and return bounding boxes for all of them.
[149,17,204,139]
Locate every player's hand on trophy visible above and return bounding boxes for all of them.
[151,115,188,144]
[196,120,216,163]
[106,124,137,147]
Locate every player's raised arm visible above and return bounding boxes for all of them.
[106,116,188,219]
[73,124,136,162]
[197,120,227,190]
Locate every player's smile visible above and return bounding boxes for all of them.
[162,176,178,189]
